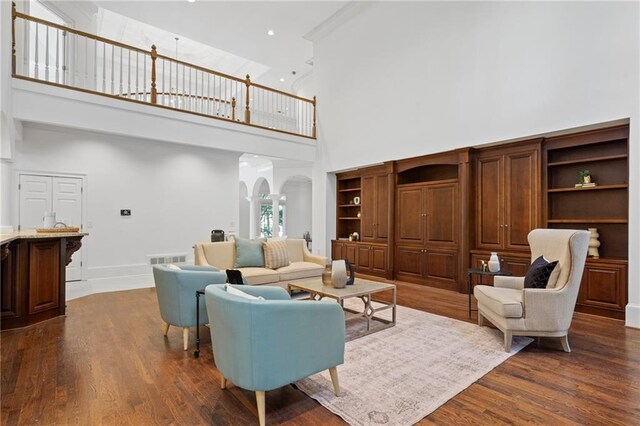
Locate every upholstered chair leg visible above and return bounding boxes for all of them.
[220,375,227,390]
[183,327,189,351]
[163,322,170,336]
[478,312,484,327]
[560,335,571,353]
[256,391,266,426]
[329,367,341,396]
[504,331,512,352]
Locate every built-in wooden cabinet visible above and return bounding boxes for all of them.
[332,122,629,320]
[475,141,541,252]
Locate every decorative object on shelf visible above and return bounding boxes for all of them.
[351,232,359,241]
[353,196,361,205]
[480,260,488,272]
[575,170,597,188]
[588,228,601,258]
[331,259,355,288]
[488,252,501,272]
[357,211,361,218]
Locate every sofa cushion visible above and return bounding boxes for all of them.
[235,238,265,268]
[263,240,290,269]
[284,239,305,263]
[239,267,280,285]
[524,256,559,289]
[474,285,523,318]
[276,261,325,281]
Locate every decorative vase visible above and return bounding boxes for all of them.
[488,252,500,272]
[331,260,348,289]
[322,265,332,286]
[588,228,600,258]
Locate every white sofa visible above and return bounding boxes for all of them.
[194,239,327,287]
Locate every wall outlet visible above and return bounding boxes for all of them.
[121,209,131,216]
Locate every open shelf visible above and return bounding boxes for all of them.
[547,154,628,167]
[338,187,361,193]
[338,204,361,208]
[547,184,627,193]
[338,217,361,221]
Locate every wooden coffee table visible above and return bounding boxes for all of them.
[288,278,396,340]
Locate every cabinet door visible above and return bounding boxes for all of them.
[395,246,423,277]
[504,150,539,250]
[425,183,458,247]
[500,254,531,277]
[424,250,457,285]
[375,175,389,240]
[371,246,387,274]
[578,262,626,312]
[476,156,504,250]
[396,187,424,244]
[360,176,375,241]
[345,244,358,267]
[28,240,61,315]
[356,245,372,271]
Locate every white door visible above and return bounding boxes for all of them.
[19,174,84,281]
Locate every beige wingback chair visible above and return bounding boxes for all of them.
[474,229,590,352]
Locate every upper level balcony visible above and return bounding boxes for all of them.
[10,3,317,145]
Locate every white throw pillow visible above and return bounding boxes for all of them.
[543,256,562,288]
[166,264,181,271]
[225,283,264,300]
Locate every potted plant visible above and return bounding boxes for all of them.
[579,170,591,184]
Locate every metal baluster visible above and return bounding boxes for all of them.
[45,25,49,81]
[143,52,147,101]
[93,39,97,90]
[127,49,131,98]
[161,58,164,105]
[169,59,173,106]
[84,35,88,88]
[182,63,185,109]
[34,23,39,78]
[110,44,114,94]
[55,29,59,83]
[136,51,139,101]
[119,47,123,95]
[102,42,106,92]
[207,73,211,115]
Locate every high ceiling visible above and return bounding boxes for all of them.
[92,1,349,91]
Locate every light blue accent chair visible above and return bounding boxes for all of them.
[205,284,345,426]
[152,265,227,350]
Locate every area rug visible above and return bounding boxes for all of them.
[296,301,532,425]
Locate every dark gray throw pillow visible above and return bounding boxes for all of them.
[524,256,559,289]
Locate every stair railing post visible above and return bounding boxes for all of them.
[150,45,157,104]
[244,74,251,124]
[12,2,17,76]
[312,95,317,138]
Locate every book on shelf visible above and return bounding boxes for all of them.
[575,183,597,188]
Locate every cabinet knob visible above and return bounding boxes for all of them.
[504,224,509,227]
[500,224,504,228]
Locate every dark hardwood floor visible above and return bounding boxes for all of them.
[2,282,639,425]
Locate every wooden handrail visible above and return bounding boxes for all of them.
[11,8,317,138]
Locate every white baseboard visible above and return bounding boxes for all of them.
[86,263,151,280]
[66,273,154,301]
[625,303,640,329]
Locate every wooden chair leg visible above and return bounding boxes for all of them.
[329,367,340,397]
[255,391,266,426]
[560,335,571,353]
[220,375,227,390]
[478,312,484,327]
[183,327,189,351]
[163,322,170,336]
[504,330,512,352]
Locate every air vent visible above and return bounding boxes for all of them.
[148,253,187,265]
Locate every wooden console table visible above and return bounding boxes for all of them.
[1,230,87,330]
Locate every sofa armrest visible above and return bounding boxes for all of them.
[302,244,327,266]
[494,276,525,290]
[522,287,575,331]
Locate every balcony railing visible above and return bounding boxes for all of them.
[11,3,316,139]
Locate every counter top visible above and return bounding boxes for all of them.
[1,230,89,245]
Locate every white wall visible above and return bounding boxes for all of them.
[311,1,640,326]
[14,124,240,280]
[281,178,312,239]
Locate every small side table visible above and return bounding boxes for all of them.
[194,289,205,358]
[467,268,512,318]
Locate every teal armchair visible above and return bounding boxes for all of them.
[205,284,345,426]
[152,265,227,350]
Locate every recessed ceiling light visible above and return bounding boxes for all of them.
[267,30,275,36]
[279,78,285,82]
[187,0,195,3]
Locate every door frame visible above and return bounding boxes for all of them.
[14,170,88,279]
